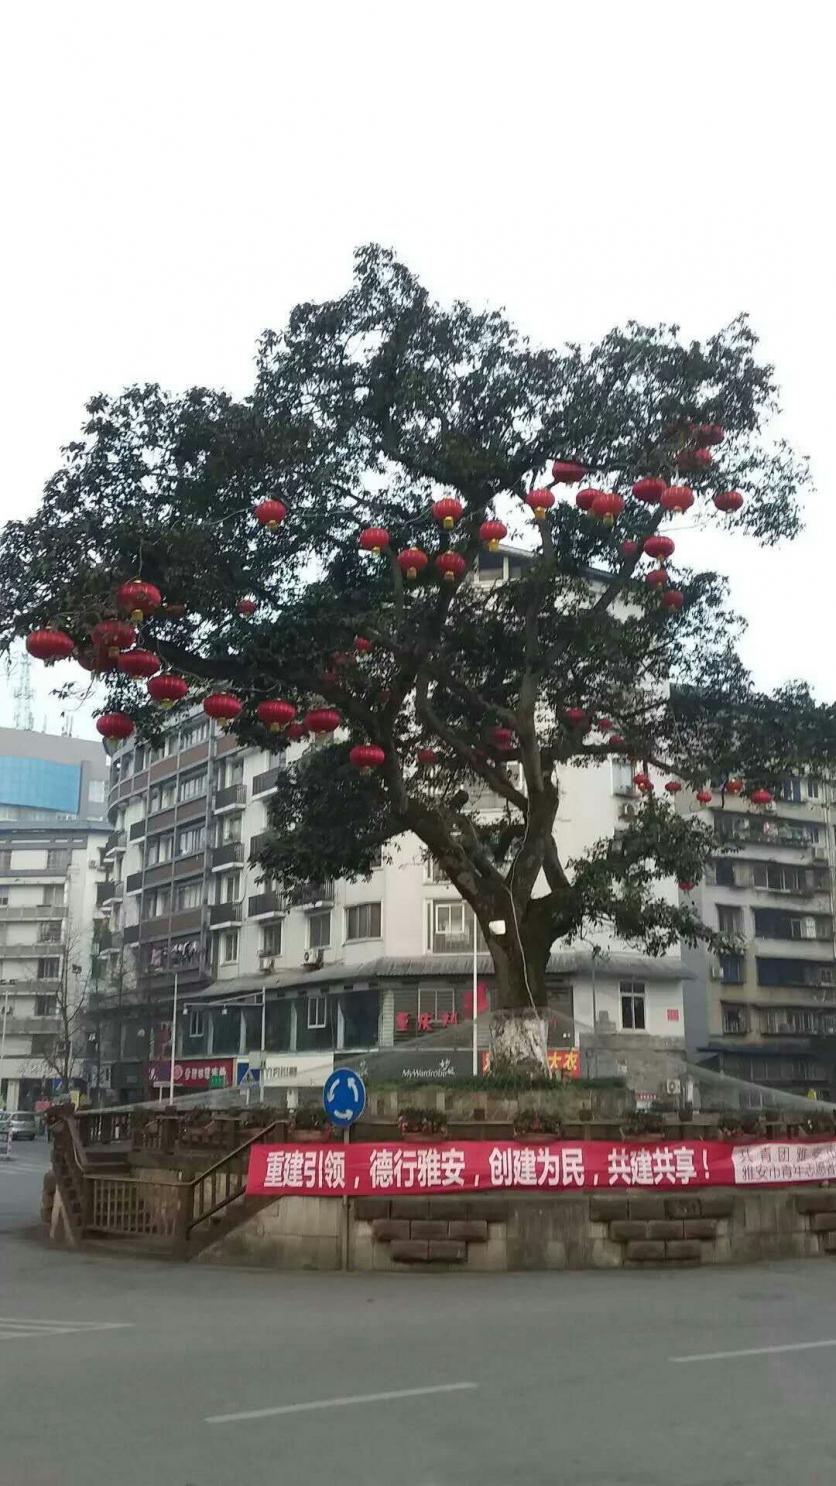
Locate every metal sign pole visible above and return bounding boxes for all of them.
[168,973,178,1106]
[0,981,10,1110]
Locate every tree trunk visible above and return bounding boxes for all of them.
[483,910,553,1075]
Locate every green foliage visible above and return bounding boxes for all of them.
[1,244,832,1010]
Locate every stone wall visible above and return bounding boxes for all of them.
[197,1185,835,1271]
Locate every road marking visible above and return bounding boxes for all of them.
[0,1318,132,1341]
[671,1339,836,1364]
[206,1382,478,1425]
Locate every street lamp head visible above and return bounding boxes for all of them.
[488,919,506,936]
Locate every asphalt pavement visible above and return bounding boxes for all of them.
[2,1144,836,1484]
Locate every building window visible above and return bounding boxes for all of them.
[429,900,485,953]
[41,884,64,907]
[38,921,63,944]
[180,720,210,750]
[0,891,8,906]
[260,922,282,957]
[219,872,240,904]
[611,758,635,796]
[307,994,327,1029]
[722,1004,748,1035]
[46,850,70,871]
[620,982,646,1031]
[218,814,242,845]
[188,1009,204,1039]
[345,902,381,941]
[37,957,60,980]
[145,886,171,919]
[178,769,207,803]
[720,953,745,985]
[174,880,202,912]
[146,833,174,866]
[177,824,205,857]
[807,777,821,800]
[779,776,802,805]
[309,911,331,950]
[34,995,56,1017]
[222,930,239,964]
[149,781,176,813]
[714,858,735,888]
[717,905,743,937]
[424,854,449,884]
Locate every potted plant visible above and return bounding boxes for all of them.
[620,1110,666,1139]
[513,1109,562,1140]
[290,1106,335,1142]
[398,1107,448,1140]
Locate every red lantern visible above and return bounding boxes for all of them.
[608,734,626,750]
[417,747,438,765]
[117,649,161,679]
[479,519,507,551]
[714,490,744,513]
[491,726,515,751]
[676,448,712,473]
[96,712,134,741]
[147,673,189,708]
[661,589,685,611]
[643,535,675,561]
[349,743,386,773]
[597,717,614,732]
[257,699,296,732]
[696,789,713,805]
[645,567,668,589]
[203,693,242,725]
[354,636,372,654]
[116,580,161,622]
[619,539,639,558]
[287,720,308,742]
[661,485,694,514]
[397,548,428,581]
[25,629,74,664]
[236,598,257,616]
[576,487,601,512]
[254,498,287,530]
[632,477,667,504]
[162,602,187,619]
[525,489,555,521]
[359,527,390,555]
[695,423,725,447]
[432,497,464,530]
[304,707,341,737]
[633,772,653,793]
[725,778,744,796]
[664,780,682,794]
[435,552,467,584]
[591,491,624,525]
[91,619,137,657]
[564,708,588,729]
[552,459,587,484]
[750,788,773,806]
[678,881,695,892]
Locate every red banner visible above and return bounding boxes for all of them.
[246,1138,836,1199]
[479,1048,580,1078]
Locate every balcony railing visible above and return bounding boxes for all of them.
[123,924,140,946]
[0,904,67,920]
[252,768,282,798]
[249,832,270,858]
[288,880,335,908]
[211,842,244,871]
[215,783,247,812]
[209,902,243,928]
[129,819,147,842]
[101,882,124,907]
[125,872,143,895]
[104,831,126,859]
[248,891,287,919]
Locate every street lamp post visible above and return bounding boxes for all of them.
[167,972,179,1105]
[0,981,10,1108]
[260,982,267,1104]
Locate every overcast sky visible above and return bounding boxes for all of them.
[2,1,832,740]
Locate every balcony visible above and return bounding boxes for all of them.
[125,871,143,895]
[100,881,124,909]
[1,941,64,957]
[288,880,335,908]
[252,768,282,798]
[250,832,270,859]
[0,904,67,921]
[129,819,147,842]
[211,842,244,872]
[123,924,140,946]
[248,891,287,919]
[209,902,243,928]
[215,783,247,813]
[104,831,126,861]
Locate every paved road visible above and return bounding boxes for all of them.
[3,1150,836,1484]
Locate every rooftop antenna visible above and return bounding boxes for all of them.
[12,650,34,731]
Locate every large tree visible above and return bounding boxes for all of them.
[2,246,834,1065]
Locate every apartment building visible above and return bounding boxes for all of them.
[96,692,687,1101]
[682,776,836,1100]
[0,729,108,1111]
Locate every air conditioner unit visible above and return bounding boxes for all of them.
[261,959,276,973]
[812,850,828,863]
[303,949,324,969]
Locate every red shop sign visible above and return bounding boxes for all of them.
[146,1057,234,1090]
[247,1138,836,1199]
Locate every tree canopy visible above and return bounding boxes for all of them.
[2,245,833,1057]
